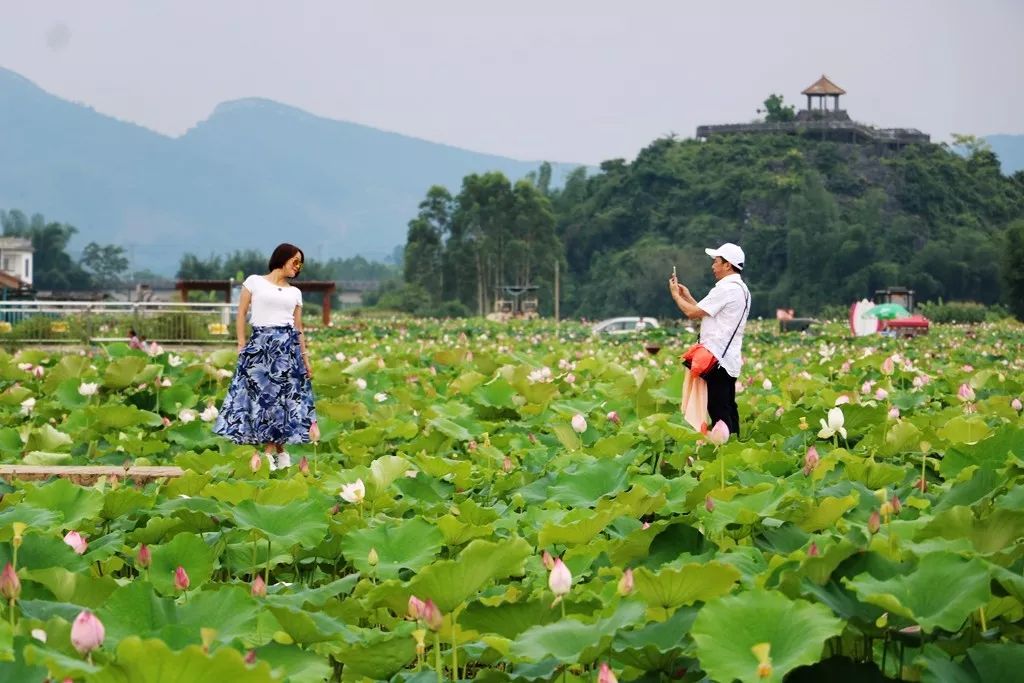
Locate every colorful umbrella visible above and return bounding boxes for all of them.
[863,303,910,320]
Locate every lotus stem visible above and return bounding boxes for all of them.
[979,607,987,632]
[434,631,443,683]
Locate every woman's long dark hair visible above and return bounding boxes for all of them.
[268,243,304,275]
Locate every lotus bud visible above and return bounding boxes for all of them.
[174,565,190,591]
[548,558,572,596]
[249,452,262,472]
[958,383,975,402]
[807,542,820,557]
[762,378,772,390]
[309,420,321,443]
[803,446,820,476]
[881,356,894,375]
[1012,398,1022,412]
[421,599,443,631]
[367,548,379,567]
[875,388,888,400]
[708,420,730,446]
[606,410,620,425]
[571,414,587,434]
[891,494,902,515]
[705,495,715,512]
[0,562,20,600]
[868,510,881,534]
[541,550,555,571]
[299,456,310,474]
[63,531,88,555]
[598,662,618,683]
[70,610,105,655]
[617,568,634,596]
[251,574,267,597]
[408,595,426,620]
[137,544,151,569]
[528,432,537,444]
[879,501,894,521]
[502,456,514,473]
[200,627,217,653]
[916,477,928,493]
[245,650,257,664]
[467,440,477,452]
[11,522,25,549]
[888,406,900,420]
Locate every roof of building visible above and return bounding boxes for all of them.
[0,237,34,251]
[802,75,846,96]
[0,271,28,289]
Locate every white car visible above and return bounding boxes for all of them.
[592,317,661,335]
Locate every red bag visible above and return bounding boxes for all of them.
[682,343,719,379]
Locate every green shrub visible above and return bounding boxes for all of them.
[917,300,990,324]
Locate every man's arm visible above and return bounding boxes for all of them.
[669,277,708,320]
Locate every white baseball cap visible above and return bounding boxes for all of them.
[705,243,745,270]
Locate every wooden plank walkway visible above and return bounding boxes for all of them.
[0,465,184,485]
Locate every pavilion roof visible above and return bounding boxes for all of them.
[802,75,846,96]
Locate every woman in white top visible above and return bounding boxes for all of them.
[213,243,318,470]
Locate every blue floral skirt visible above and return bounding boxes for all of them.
[213,326,317,445]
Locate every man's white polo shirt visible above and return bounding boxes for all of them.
[696,274,750,378]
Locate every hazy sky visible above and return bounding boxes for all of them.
[1,1,1021,164]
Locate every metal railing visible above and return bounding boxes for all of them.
[0,300,238,344]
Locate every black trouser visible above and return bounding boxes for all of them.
[705,365,740,438]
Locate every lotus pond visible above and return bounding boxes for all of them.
[1,318,1023,682]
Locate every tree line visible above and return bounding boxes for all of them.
[401,131,1024,320]
[1,209,132,290]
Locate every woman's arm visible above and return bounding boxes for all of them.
[236,287,252,350]
[294,305,311,377]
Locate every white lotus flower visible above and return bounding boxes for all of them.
[160,378,173,387]
[340,479,365,504]
[20,397,36,415]
[571,414,587,433]
[817,407,847,440]
[374,392,388,403]
[200,405,218,422]
[78,382,99,397]
[355,378,367,390]
[167,354,183,367]
[762,378,772,390]
[178,408,197,423]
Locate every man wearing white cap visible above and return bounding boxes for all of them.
[669,242,751,437]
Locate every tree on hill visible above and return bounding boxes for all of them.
[762,94,796,123]
[1,209,94,290]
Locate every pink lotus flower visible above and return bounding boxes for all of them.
[408,595,426,620]
[874,388,888,401]
[888,406,901,420]
[861,381,874,394]
[249,452,262,472]
[421,599,443,631]
[136,544,151,569]
[1012,398,1022,412]
[707,420,730,446]
[617,568,634,596]
[958,383,976,402]
[803,446,820,476]
[174,565,190,591]
[541,550,555,571]
[32,365,44,379]
[548,558,572,596]
[571,414,587,433]
[606,410,620,425]
[881,356,895,375]
[0,562,20,600]
[63,531,88,555]
[598,662,618,683]
[867,511,881,534]
[309,420,321,443]
[71,610,105,655]
[299,456,310,474]
[251,574,267,597]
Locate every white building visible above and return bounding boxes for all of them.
[0,237,34,287]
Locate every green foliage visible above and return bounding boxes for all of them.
[1001,219,1024,320]
[916,300,997,324]
[763,93,796,123]
[0,209,93,290]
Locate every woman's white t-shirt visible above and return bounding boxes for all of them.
[243,275,302,327]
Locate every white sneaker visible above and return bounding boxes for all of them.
[276,451,292,469]
[264,452,278,472]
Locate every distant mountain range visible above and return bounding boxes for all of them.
[0,67,583,273]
